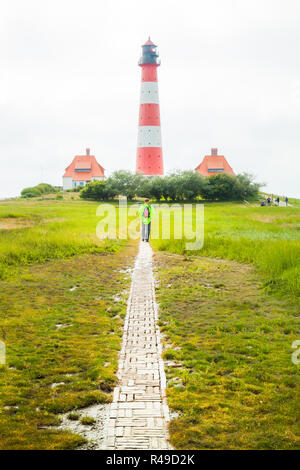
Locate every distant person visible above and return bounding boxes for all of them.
[285,196,288,206]
[276,196,280,205]
[138,198,155,242]
[267,197,271,205]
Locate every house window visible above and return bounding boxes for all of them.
[79,182,84,186]
[208,169,223,172]
[73,181,77,187]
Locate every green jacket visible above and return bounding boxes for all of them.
[138,203,155,225]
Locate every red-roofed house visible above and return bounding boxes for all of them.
[63,148,105,190]
[195,148,235,177]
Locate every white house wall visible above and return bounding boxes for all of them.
[63,177,73,190]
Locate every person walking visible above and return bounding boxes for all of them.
[138,198,155,242]
[276,196,280,205]
[285,196,289,206]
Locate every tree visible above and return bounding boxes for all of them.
[199,173,260,201]
[108,171,145,200]
[79,170,261,202]
[80,181,116,200]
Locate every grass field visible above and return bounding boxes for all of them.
[0,196,299,449]
[154,252,300,449]
[151,202,300,299]
[0,198,122,281]
[0,198,138,449]
[151,201,300,449]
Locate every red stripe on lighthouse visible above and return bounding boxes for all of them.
[141,64,158,82]
[136,147,164,175]
[138,103,161,126]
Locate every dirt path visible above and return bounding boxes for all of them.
[103,241,172,450]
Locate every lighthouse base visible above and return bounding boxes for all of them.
[136,147,164,175]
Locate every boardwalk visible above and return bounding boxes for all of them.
[103,241,172,450]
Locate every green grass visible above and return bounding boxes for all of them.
[151,202,300,299]
[80,416,96,425]
[0,244,137,449]
[0,199,123,280]
[154,252,300,449]
[1,196,299,449]
[0,197,139,449]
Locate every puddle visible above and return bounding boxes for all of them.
[56,324,72,330]
[118,267,133,274]
[57,403,111,450]
[170,409,180,420]
[51,382,65,389]
[165,361,182,368]
[113,290,128,302]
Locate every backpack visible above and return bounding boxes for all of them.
[143,206,149,218]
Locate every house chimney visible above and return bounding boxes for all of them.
[86,148,90,156]
[211,148,218,156]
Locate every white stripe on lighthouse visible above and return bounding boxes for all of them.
[137,126,162,147]
[140,82,159,104]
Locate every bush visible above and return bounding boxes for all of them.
[56,193,63,200]
[68,412,80,421]
[21,183,57,198]
[80,416,96,425]
[21,188,41,198]
[200,173,260,201]
[80,180,116,200]
[80,171,260,202]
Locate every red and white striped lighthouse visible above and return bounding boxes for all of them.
[136,37,164,175]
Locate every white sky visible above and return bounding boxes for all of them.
[1,0,300,198]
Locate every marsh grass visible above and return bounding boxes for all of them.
[154,252,300,449]
[0,243,137,449]
[0,199,122,279]
[151,202,300,299]
[0,198,138,449]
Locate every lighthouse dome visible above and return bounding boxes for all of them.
[139,37,160,66]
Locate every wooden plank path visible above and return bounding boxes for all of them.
[103,241,172,450]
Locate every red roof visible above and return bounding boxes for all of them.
[75,158,92,170]
[144,37,156,46]
[63,154,104,180]
[195,149,235,177]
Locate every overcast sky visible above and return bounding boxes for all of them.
[1,0,300,198]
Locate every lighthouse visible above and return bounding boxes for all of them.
[136,38,164,175]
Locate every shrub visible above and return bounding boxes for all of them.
[68,412,80,421]
[80,416,96,425]
[21,188,41,198]
[21,183,57,198]
[80,171,260,202]
[200,173,260,201]
[56,193,63,200]
[80,181,115,200]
